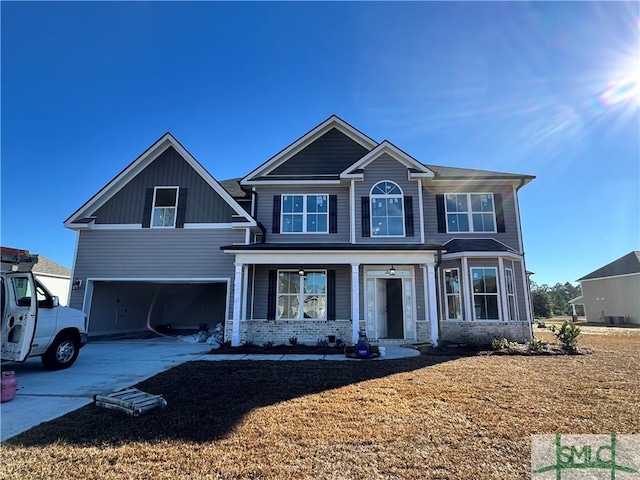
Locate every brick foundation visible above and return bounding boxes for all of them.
[440,321,532,344]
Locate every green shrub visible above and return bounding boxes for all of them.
[491,336,518,350]
[289,336,299,346]
[549,321,581,352]
[529,337,548,352]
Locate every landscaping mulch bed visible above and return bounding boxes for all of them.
[210,344,348,355]
[414,343,594,356]
[2,330,638,480]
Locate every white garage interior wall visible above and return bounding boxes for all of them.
[87,280,228,336]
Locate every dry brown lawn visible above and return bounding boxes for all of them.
[1,329,639,479]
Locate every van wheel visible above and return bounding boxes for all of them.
[42,334,79,370]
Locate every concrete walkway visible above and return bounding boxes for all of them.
[1,337,418,441]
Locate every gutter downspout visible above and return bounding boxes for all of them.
[434,248,443,344]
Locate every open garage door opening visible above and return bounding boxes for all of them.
[87,281,228,337]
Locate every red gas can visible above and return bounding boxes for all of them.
[1,371,18,402]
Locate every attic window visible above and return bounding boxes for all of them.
[152,187,179,228]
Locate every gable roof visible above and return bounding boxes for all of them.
[341,141,435,179]
[64,133,255,228]
[32,255,71,277]
[241,115,378,184]
[578,251,640,281]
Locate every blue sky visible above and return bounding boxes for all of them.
[2,1,638,286]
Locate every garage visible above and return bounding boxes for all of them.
[86,280,228,336]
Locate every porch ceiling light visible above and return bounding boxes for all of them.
[387,266,396,276]
[298,267,306,278]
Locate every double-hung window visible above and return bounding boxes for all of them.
[371,181,404,237]
[445,193,496,233]
[281,195,328,233]
[152,187,179,228]
[471,267,499,320]
[505,267,518,321]
[277,270,327,319]
[444,268,462,320]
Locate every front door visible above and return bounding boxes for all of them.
[365,267,414,341]
[385,279,404,339]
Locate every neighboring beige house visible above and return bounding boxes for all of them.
[32,255,72,306]
[570,251,640,325]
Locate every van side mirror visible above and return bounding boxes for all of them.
[52,296,59,308]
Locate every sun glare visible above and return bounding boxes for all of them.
[600,59,640,106]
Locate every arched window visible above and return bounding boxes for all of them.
[370,181,405,236]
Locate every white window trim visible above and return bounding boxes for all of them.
[505,267,519,321]
[445,192,497,234]
[470,267,500,321]
[280,194,329,234]
[276,269,327,320]
[370,181,405,238]
[151,186,180,229]
[444,268,463,321]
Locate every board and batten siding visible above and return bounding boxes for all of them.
[268,128,371,176]
[423,183,521,251]
[256,185,350,243]
[68,228,245,314]
[250,264,352,320]
[92,146,235,224]
[354,154,422,245]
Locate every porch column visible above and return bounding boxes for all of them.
[232,262,243,346]
[351,263,360,344]
[427,262,439,347]
[498,257,507,320]
[461,257,473,321]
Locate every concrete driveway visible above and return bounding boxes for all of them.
[1,337,212,441]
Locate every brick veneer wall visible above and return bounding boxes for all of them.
[440,321,532,344]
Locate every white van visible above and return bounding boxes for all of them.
[1,249,87,370]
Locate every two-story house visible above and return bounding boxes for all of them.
[65,116,534,346]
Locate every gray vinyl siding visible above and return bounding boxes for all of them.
[581,276,640,324]
[93,146,235,224]
[423,183,521,251]
[355,154,422,244]
[68,228,244,314]
[268,128,370,176]
[250,264,351,320]
[256,185,350,243]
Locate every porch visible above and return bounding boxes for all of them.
[221,244,440,346]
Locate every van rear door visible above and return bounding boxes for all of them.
[1,272,38,361]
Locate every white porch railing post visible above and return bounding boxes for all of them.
[427,262,439,347]
[232,262,243,346]
[351,263,360,344]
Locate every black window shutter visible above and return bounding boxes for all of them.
[272,196,281,233]
[495,193,505,233]
[267,270,277,320]
[142,188,154,228]
[329,195,338,233]
[361,196,370,237]
[404,196,414,237]
[436,194,446,233]
[327,270,336,320]
[176,188,188,228]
